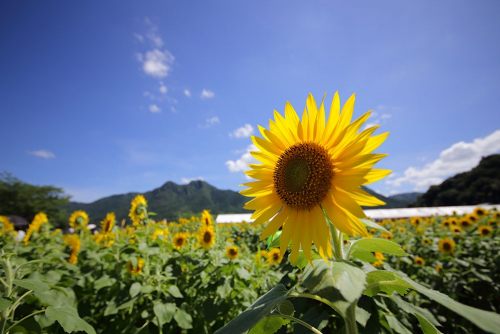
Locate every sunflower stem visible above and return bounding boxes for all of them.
[345,301,359,334]
[328,223,343,260]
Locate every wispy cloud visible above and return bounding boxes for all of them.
[139,49,174,78]
[198,116,220,128]
[201,89,214,99]
[225,144,259,176]
[362,105,396,130]
[28,150,55,159]
[144,17,164,47]
[159,84,167,94]
[387,129,500,191]
[181,176,205,184]
[184,89,191,97]
[133,33,144,42]
[149,104,161,113]
[230,124,254,138]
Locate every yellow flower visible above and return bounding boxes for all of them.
[226,246,239,260]
[410,217,422,227]
[240,92,390,264]
[23,212,49,245]
[101,213,115,234]
[198,226,215,250]
[451,225,462,235]
[459,218,472,229]
[422,238,432,245]
[267,248,283,265]
[372,251,385,268]
[416,227,425,235]
[255,250,268,264]
[127,258,145,275]
[435,265,443,274]
[64,234,81,264]
[441,219,451,228]
[226,238,234,244]
[129,195,147,225]
[69,210,89,229]
[402,245,407,251]
[380,232,393,240]
[241,227,246,233]
[438,237,456,255]
[474,207,487,217]
[201,210,213,227]
[414,257,425,266]
[399,227,405,233]
[467,214,478,223]
[449,218,458,226]
[0,216,15,236]
[173,232,188,250]
[478,225,493,237]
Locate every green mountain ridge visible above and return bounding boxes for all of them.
[410,154,500,207]
[66,181,414,226]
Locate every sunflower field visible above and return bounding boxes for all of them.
[0,204,499,334]
[2,93,500,334]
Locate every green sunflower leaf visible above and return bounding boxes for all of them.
[351,238,407,256]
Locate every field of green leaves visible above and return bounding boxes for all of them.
[1,204,499,334]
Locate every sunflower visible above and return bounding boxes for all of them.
[451,226,462,235]
[23,212,49,245]
[101,213,116,234]
[416,227,425,235]
[399,227,406,233]
[459,218,472,229]
[467,214,478,223]
[438,237,456,255]
[0,216,14,236]
[201,210,213,227]
[127,258,145,275]
[489,219,498,226]
[474,207,487,217]
[173,232,188,250]
[255,250,268,265]
[226,246,239,260]
[129,195,147,225]
[380,232,393,240]
[435,265,443,274]
[410,217,422,227]
[372,252,385,268]
[449,218,458,226]
[441,219,451,228]
[414,257,425,266]
[69,210,89,229]
[267,248,283,265]
[198,226,216,250]
[422,238,432,245]
[64,234,81,264]
[240,92,390,264]
[478,225,493,237]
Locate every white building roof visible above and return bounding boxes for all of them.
[216,204,500,223]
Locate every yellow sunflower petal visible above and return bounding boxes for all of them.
[261,207,290,240]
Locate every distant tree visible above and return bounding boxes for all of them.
[0,172,71,228]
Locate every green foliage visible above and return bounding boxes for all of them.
[0,172,70,228]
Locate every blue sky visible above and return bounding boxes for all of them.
[1,1,500,203]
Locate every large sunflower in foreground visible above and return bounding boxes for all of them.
[240,92,390,264]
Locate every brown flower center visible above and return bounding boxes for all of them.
[204,232,212,243]
[273,142,333,210]
[443,242,451,251]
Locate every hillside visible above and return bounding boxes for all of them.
[66,181,411,226]
[65,181,251,225]
[388,192,422,205]
[410,154,500,207]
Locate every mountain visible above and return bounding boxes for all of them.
[65,181,411,226]
[65,181,251,225]
[388,192,422,205]
[410,154,500,207]
[361,187,409,209]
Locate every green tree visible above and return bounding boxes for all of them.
[0,172,70,228]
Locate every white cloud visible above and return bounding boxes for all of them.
[198,116,220,128]
[363,121,380,131]
[226,144,259,173]
[159,85,167,94]
[149,104,161,113]
[144,17,164,47]
[387,129,500,191]
[141,49,174,78]
[230,124,254,138]
[135,52,143,62]
[133,33,144,42]
[181,176,205,184]
[170,106,177,113]
[381,113,392,119]
[201,89,214,99]
[184,89,191,97]
[28,150,55,159]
